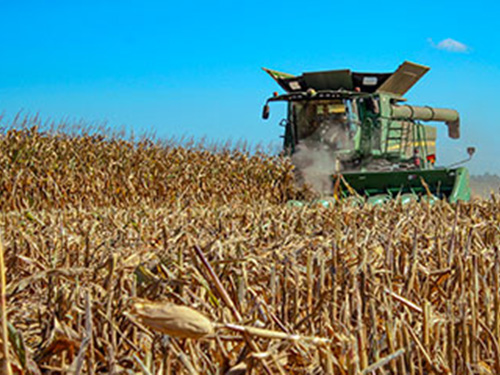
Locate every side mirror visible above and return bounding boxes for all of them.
[365,98,380,114]
[467,147,476,158]
[262,104,270,120]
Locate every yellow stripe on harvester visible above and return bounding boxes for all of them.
[387,141,435,151]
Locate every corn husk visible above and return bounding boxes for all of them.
[130,300,214,339]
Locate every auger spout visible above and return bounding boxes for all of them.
[390,105,460,139]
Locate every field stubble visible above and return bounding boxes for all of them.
[1,122,500,374]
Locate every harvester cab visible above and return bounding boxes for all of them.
[262,61,472,204]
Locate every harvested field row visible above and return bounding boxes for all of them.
[3,199,500,374]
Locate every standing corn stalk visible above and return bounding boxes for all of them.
[0,238,11,375]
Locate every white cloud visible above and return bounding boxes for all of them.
[430,38,469,53]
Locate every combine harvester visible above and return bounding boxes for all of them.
[262,61,474,204]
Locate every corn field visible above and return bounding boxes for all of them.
[1,121,500,374]
[0,120,308,211]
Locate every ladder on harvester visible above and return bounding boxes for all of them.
[385,121,410,156]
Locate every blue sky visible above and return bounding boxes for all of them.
[1,1,499,173]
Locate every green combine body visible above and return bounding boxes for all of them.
[262,61,471,203]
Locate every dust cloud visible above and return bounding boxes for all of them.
[291,118,354,195]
